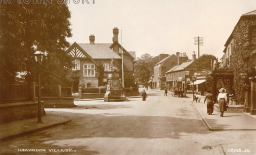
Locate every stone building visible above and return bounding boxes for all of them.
[218,10,256,114]
[66,28,136,92]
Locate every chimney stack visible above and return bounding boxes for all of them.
[192,51,196,61]
[89,35,95,44]
[112,27,119,43]
[176,52,180,65]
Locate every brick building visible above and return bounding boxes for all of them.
[152,52,188,90]
[66,28,136,92]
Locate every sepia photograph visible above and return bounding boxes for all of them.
[0,0,256,154]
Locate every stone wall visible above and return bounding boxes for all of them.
[0,102,45,124]
[42,97,75,108]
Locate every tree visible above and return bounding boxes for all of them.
[0,1,72,85]
[134,53,156,86]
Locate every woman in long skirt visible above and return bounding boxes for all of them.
[141,90,147,101]
[217,88,227,117]
[204,90,213,115]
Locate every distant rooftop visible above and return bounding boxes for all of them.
[155,55,171,65]
[172,61,193,72]
[166,65,179,73]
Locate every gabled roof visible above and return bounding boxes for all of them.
[224,10,256,47]
[155,55,171,65]
[66,42,98,65]
[166,65,179,73]
[110,41,135,60]
[172,61,194,72]
[78,43,121,59]
[128,51,136,59]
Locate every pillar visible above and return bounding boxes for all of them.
[244,84,251,112]
[79,85,83,99]
[250,78,256,115]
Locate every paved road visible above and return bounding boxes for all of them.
[0,90,255,155]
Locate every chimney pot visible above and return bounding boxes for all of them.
[113,27,119,43]
[89,35,95,44]
[176,52,180,65]
[192,51,196,61]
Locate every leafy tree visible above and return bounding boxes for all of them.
[134,53,156,86]
[0,1,72,86]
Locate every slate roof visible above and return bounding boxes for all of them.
[128,51,136,59]
[77,43,121,59]
[172,61,193,72]
[166,65,179,73]
[155,55,171,65]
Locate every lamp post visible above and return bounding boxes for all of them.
[34,51,45,123]
[191,75,196,101]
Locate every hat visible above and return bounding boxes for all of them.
[219,88,226,93]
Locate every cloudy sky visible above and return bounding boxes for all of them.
[66,0,256,60]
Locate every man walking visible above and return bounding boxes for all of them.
[164,88,168,96]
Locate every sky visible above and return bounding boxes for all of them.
[66,0,256,60]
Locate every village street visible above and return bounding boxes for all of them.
[0,89,255,155]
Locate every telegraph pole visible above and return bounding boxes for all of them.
[194,36,203,70]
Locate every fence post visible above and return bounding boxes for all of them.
[130,86,133,96]
[57,85,61,97]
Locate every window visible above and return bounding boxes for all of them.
[72,59,80,70]
[83,64,95,77]
[103,63,111,71]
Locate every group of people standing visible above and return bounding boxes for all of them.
[204,88,228,117]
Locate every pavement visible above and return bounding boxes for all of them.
[189,94,256,131]
[0,115,71,142]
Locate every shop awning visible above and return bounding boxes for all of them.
[189,79,206,85]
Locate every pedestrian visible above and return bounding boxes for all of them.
[204,90,213,115]
[217,88,227,117]
[164,88,168,96]
[141,89,147,101]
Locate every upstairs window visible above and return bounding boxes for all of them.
[72,59,80,70]
[103,63,111,71]
[83,64,95,77]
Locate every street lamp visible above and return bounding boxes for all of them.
[184,71,190,93]
[34,51,46,123]
[191,75,196,101]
